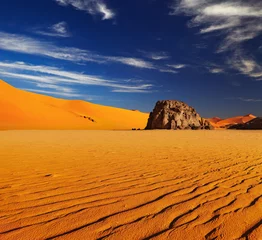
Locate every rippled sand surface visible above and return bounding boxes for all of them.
[1,130,262,240]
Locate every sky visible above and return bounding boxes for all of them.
[0,0,262,118]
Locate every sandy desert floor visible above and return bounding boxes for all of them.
[0,130,262,240]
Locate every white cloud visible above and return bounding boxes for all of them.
[35,22,71,38]
[0,61,154,93]
[200,20,240,34]
[171,0,262,52]
[171,0,262,79]
[111,88,153,93]
[55,0,115,20]
[139,51,170,60]
[227,50,262,79]
[167,64,186,69]
[0,32,97,63]
[202,3,262,17]
[111,84,154,93]
[107,57,154,69]
[159,69,178,74]
[0,32,155,69]
[22,88,89,99]
[97,2,115,20]
[0,32,180,74]
[227,50,262,81]
[228,97,262,102]
[34,83,74,93]
[209,68,224,74]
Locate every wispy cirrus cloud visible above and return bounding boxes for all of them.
[0,32,152,68]
[0,32,180,74]
[108,56,154,69]
[227,50,262,79]
[209,68,224,74]
[0,61,154,94]
[159,69,178,74]
[22,88,93,99]
[171,0,262,52]
[167,64,186,69]
[227,97,262,102]
[0,32,97,63]
[55,0,115,20]
[139,50,171,61]
[170,0,262,79]
[35,21,71,38]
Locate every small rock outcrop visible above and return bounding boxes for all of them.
[229,117,262,130]
[145,100,213,130]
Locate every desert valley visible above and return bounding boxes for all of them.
[1,0,262,239]
[1,80,262,239]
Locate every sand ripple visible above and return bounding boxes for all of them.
[0,131,262,239]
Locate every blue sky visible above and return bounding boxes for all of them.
[0,0,262,118]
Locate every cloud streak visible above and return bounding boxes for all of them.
[35,22,71,38]
[170,0,262,80]
[171,0,262,52]
[0,61,154,94]
[55,0,115,20]
[0,32,181,74]
[139,51,171,61]
[227,97,262,102]
[22,88,92,99]
[167,64,186,69]
[209,68,224,74]
[228,50,262,80]
[0,32,152,68]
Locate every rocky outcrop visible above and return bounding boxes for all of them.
[229,117,262,130]
[145,100,213,130]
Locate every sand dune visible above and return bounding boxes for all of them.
[207,117,222,125]
[209,114,256,128]
[0,80,148,130]
[1,130,262,239]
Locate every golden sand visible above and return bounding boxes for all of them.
[0,80,148,130]
[1,130,262,240]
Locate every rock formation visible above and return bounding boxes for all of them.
[145,100,213,130]
[229,117,262,130]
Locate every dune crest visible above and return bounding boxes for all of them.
[209,115,257,128]
[208,117,222,125]
[0,80,148,130]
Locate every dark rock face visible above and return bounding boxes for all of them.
[145,100,213,130]
[229,117,262,130]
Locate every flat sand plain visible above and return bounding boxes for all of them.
[0,130,262,240]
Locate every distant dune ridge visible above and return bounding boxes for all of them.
[229,117,262,130]
[208,117,222,125]
[208,114,257,129]
[0,80,148,130]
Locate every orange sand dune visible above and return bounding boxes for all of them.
[211,114,256,128]
[1,130,262,239]
[0,80,148,130]
[207,117,222,124]
[207,117,223,128]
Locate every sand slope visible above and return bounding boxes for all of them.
[207,117,222,125]
[1,131,262,239]
[217,114,256,128]
[0,80,148,130]
[209,114,256,128]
